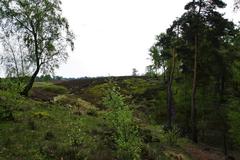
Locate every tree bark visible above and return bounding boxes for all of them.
[20,66,40,96]
[10,46,20,78]
[167,48,176,130]
[191,34,198,143]
[163,66,166,82]
[20,28,40,97]
[220,76,228,157]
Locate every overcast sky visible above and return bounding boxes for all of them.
[0,0,238,78]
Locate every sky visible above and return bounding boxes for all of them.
[0,0,239,78]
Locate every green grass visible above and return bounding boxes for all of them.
[0,81,196,160]
[33,82,68,94]
[0,90,109,160]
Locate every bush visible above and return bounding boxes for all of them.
[0,78,25,93]
[0,90,20,121]
[122,78,150,95]
[164,126,180,146]
[103,85,142,160]
[0,108,14,121]
[228,98,240,146]
[67,121,97,159]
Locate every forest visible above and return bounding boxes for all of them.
[0,0,240,160]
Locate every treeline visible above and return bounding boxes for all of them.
[148,0,240,155]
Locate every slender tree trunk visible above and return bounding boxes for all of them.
[20,30,40,96]
[19,43,25,77]
[5,38,20,78]
[184,73,190,136]
[223,128,228,157]
[11,51,19,78]
[167,48,176,130]
[191,35,198,143]
[220,76,228,157]
[163,66,166,82]
[20,66,40,96]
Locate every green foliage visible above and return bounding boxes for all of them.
[164,126,180,146]
[147,0,240,145]
[32,111,51,119]
[145,65,159,77]
[53,94,98,115]
[53,94,76,105]
[86,83,110,98]
[122,78,154,95]
[103,86,142,160]
[38,75,52,81]
[67,121,98,159]
[143,125,180,146]
[228,98,240,146]
[0,108,14,121]
[0,78,25,93]
[0,85,21,121]
[0,0,75,96]
[0,89,103,159]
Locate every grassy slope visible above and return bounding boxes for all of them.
[0,78,232,160]
[0,90,103,159]
[30,82,69,101]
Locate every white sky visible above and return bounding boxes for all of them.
[0,0,239,78]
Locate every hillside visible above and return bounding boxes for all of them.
[0,76,238,160]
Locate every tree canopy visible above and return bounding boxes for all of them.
[0,0,74,96]
[149,0,240,146]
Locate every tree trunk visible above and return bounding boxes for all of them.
[191,35,198,143]
[184,73,191,136]
[223,129,228,157]
[220,76,228,157]
[163,66,166,82]
[20,66,40,96]
[167,48,176,130]
[11,50,20,78]
[20,43,25,77]
[20,30,40,97]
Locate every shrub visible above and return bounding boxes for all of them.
[0,90,19,121]
[228,98,240,146]
[67,122,97,159]
[0,108,14,121]
[122,78,150,95]
[44,131,55,140]
[164,126,180,146]
[103,85,142,160]
[87,83,110,98]
[0,78,25,93]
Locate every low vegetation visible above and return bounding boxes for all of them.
[1,78,238,159]
[103,85,142,159]
[33,82,68,95]
[0,0,240,159]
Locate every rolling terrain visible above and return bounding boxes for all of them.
[0,76,239,160]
